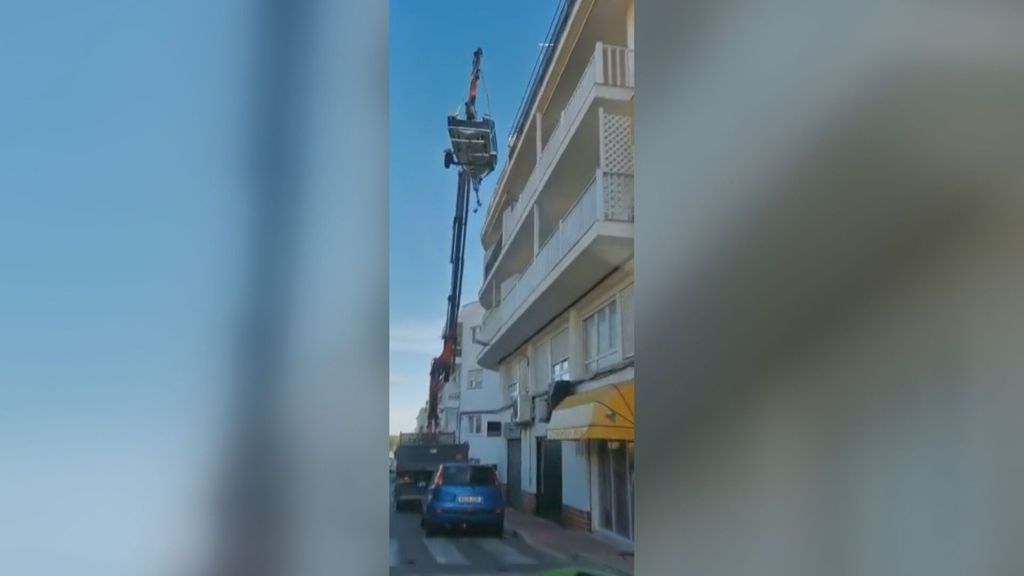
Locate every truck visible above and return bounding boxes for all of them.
[393,432,468,512]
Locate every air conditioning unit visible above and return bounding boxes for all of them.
[514,393,532,422]
[549,380,573,410]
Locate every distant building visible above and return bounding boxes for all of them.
[454,302,509,486]
[414,404,428,433]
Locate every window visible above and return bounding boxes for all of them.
[621,284,634,358]
[517,357,529,395]
[551,358,569,382]
[504,360,523,420]
[455,323,463,357]
[465,415,483,435]
[509,378,520,421]
[584,299,620,373]
[487,421,502,437]
[550,328,569,382]
[466,369,483,390]
[442,465,498,486]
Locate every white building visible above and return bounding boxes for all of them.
[414,404,427,433]
[475,0,635,547]
[454,302,510,484]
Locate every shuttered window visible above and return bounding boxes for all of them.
[533,340,550,393]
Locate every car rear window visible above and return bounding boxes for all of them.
[443,465,497,486]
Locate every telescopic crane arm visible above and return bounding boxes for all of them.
[426,48,497,432]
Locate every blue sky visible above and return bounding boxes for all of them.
[389,1,557,434]
[0,0,556,568]
[0,1,250,572]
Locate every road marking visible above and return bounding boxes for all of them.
[477,538,537,565]
[389,538,399,567]
[422,537,470,565]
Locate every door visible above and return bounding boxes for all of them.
[536,438,562,522]
[506,439,521,509]
[597,440,634,541]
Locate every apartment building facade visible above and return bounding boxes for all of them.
[474,0,635,546]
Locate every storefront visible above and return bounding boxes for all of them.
[546,381,635,542]
[594,437,634,541]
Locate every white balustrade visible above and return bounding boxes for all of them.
[479,171,633,343]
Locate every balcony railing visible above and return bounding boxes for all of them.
[484,236,502,278]
[489,42,634,286]
[480,170,634,341]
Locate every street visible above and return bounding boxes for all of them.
[389,478,565,575]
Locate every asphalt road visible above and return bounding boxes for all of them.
[389,477,566,575]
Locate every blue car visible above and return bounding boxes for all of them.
[421,463,504,537]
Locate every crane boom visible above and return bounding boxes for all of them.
[427,48,498,432]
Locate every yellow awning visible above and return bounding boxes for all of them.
[547,381,634,441]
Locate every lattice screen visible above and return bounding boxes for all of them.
[601,111,634,174]
[603,173,635,222]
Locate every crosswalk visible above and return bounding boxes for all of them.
[476,538,537,565]
[389,535,541,571]
[421,538,470,565]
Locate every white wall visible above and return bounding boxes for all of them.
[461,361,505,414]
[626,0,634,51]
[465,435,507,483]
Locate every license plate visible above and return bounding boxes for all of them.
[457,496,481,503]
[417,481,426,487]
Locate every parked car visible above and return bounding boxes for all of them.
[420,463,504,537]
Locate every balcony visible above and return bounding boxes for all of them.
[477,169,634,369]
[481,43,634,307]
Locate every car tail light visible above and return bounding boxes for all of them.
[399,475,411,484]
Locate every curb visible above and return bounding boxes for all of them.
[508,525,632,576]
[508,525,570,563]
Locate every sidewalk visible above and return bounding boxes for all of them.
[505,509,634,575]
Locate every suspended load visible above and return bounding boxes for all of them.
[444,48,498,183]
